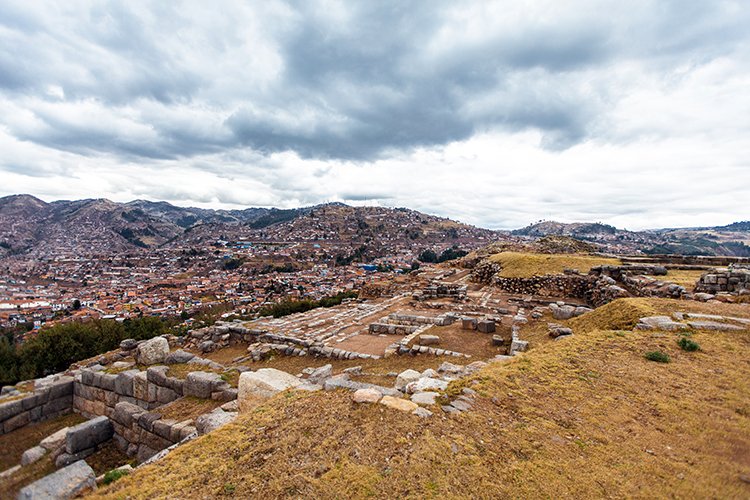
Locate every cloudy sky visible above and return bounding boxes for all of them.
[0,1,748,230]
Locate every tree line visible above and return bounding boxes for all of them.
[0,317,169,387]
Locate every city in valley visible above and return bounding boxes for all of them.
[1,2,749,499]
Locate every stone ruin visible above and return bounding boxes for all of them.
[695,267,750,295]
[412,282,468,301]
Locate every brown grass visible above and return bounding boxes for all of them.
[0,415,125,498]
[0,413,85,472]
[157,397,224,421]
[489,252,621,278]
[645,269,705,290]
[89,297,750,499]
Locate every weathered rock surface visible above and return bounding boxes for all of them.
[411,391,438,405]
[238,369,302,410]
[405,377,449,394]
[21,445,47,465]
[135,337,169,365]
[66,416,113,455]
[195,409,237,435]
[394,369,421,391]
[184,371,223,399]
[352,388,382,404]
[379,395,419,413]
[40,427,69,451]
[18,460,96,499]
[307,364,333,384]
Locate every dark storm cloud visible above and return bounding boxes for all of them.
[4,1,746,163]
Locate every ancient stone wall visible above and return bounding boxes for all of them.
[110,401,196,463]
[0,376,74,435]
[73,366,184,419]
[696,269,750,294]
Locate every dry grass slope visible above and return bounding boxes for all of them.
[489,252,621,278]
[90,298,750,499]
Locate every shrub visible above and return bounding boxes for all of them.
[677,337,700,352]
[102,468,130,485]
[645,351,671,363]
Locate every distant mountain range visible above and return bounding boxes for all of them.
[513,220,750,256]
[0,194,748,258]
[0,195,497,258]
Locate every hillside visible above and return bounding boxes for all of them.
[90,297,750,498]
[513,220,750,257]
[0,196,497,258]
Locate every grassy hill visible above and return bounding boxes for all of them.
[488,251,620,278]
[90,298,749,499]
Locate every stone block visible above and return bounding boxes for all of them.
[133,372,150,402]
[379,395,419,413]
[114,370,139,397]
[307,364,333,385]
[48,377,75,399]
[137,412,161,432]
[238,369,302,410]
[461,318,477,330]
[419,334,440,346]
[18,460,96,500]
[135,336,170,365]
[156,386,179,404]
[477,320,496,333]
[395,369,421,391]
[140,430,171,452]
[99,373,117,392]
[195,409,237,435]
[4,410,30,432]
[0,399,23,422]
[152,419,178,440]
[352,388,382,403]
[21,445,47,465]
[112,402,145,427]
[66,416,114,454]
[146,365,169,386]
[185,371,223,399]
[40,426,69,451]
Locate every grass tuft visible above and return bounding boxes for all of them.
[645,351,671,363]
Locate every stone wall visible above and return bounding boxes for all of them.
[369,323,420,335]
[74,366,184,418]
[110,401,197,463]
[695,268,750,294]
[184,321,258,353]
[413,283,467,301]
[0,376,74,435]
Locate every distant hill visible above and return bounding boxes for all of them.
[1,195,748,258]
[0,195,498,257]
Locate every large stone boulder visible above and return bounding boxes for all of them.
[238,369,302,411]
[394,369,421,391]
[379,396,419,413]
[135,337,170,365]
[405,377,449,394]
[195,408,237,435]
[18,460,96,499]
[66,416,113,455]
[21,446,47,465]
[40,427,69,451]
[307,364,333,385]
